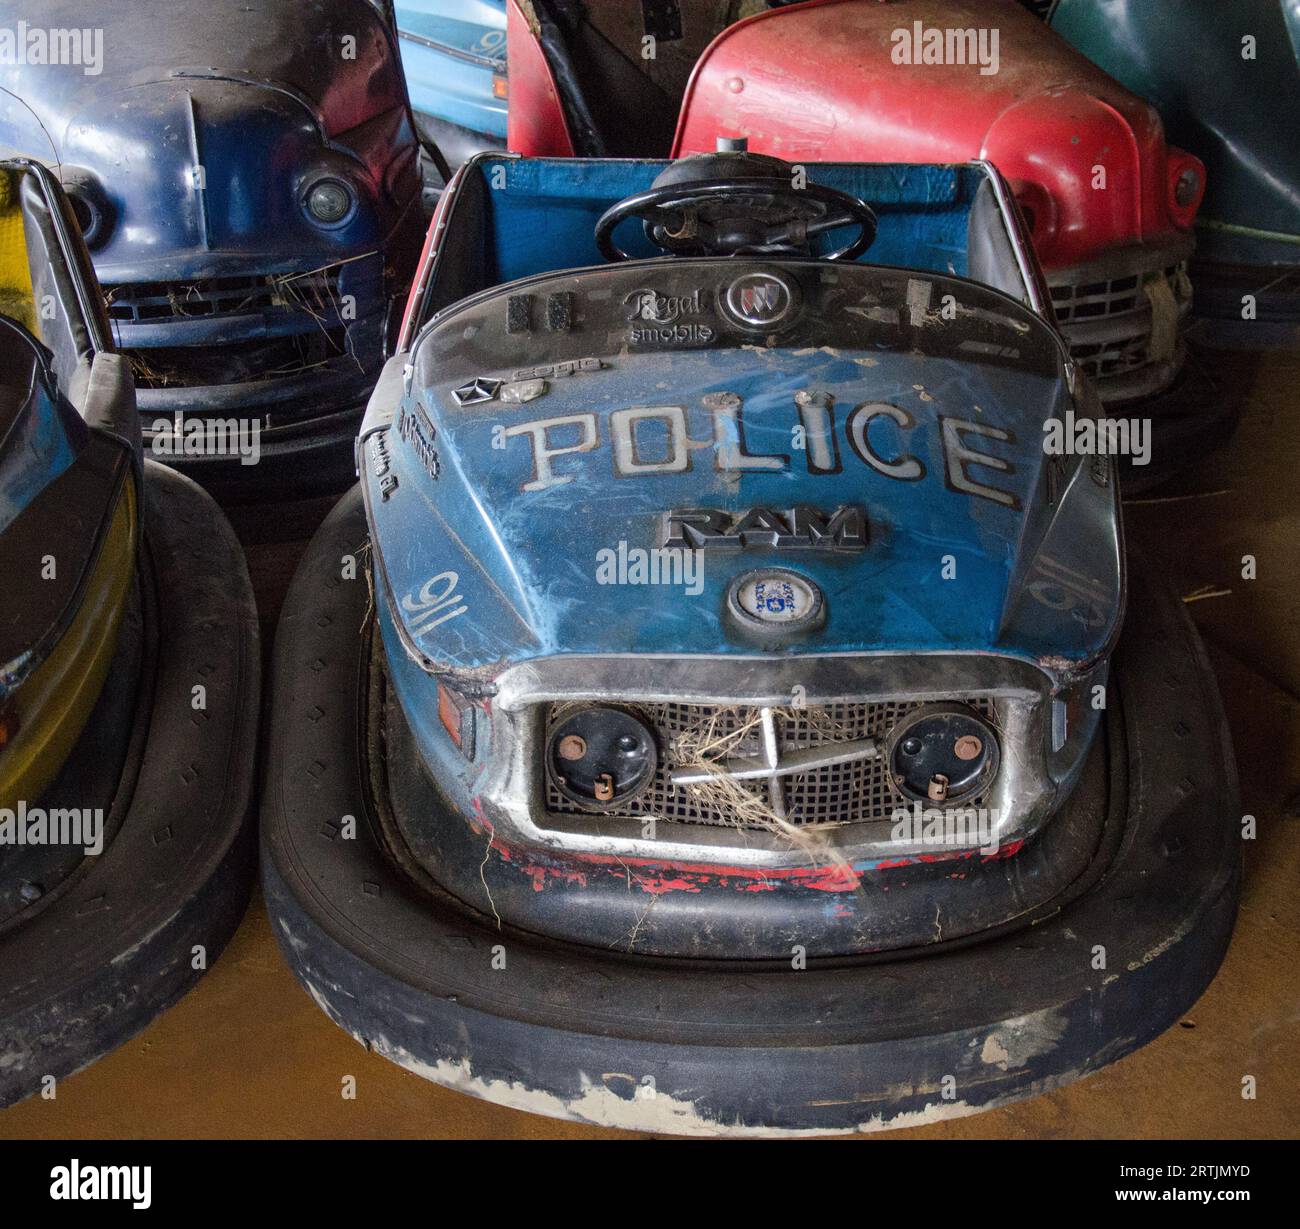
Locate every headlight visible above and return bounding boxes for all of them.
[886,703,1000,804]
[546,705,658,810]
[303,177,354,226]
[61,177,111,248]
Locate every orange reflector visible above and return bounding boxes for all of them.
[438,683,476,759]
[492,74,508,100]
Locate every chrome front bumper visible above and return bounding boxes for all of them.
[459,652,1098,872]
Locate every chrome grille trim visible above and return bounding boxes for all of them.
[464,653,1064,869]
[544,697,997,830]
[1050,262,1182,324]
[1048,245,1194,402]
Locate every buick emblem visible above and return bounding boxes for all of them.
[721,270,800,331]
[726,568,825,638]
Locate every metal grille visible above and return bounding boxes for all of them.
[122,327,354,389]
[1051,262,1189,382]
[104,270,343,324]
[544,698,996,830]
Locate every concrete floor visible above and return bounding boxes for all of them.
[1,348,1297,1139]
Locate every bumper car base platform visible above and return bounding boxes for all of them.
[262,489,1240,1136]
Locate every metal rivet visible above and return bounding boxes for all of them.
[954,735,983,761]
[558,735,587,761]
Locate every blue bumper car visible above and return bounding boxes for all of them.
[263,149,1239,1133]
[396,0,508,177]
[0,0,426,498]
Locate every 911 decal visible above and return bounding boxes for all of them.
[402,572,467,636]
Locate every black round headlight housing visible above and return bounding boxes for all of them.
[303,176,355,226]
[60,172,112,249]
[885,703,1000,804]
[546,706,658,810]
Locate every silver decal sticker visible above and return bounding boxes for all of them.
[452,377,502,406]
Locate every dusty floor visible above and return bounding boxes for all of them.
[1,348,1297,1140]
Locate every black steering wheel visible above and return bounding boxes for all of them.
[595,176,878,263]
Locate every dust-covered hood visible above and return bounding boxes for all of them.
[363,258,1122,681]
